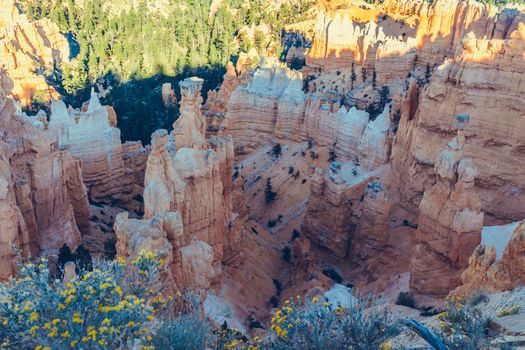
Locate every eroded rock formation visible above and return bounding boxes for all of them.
[0,69,89,280]
[455,221,525,295]
[391,18,525,223]
[307,0,523,83]
[0,0,70,106]
[115,77,238,291]
[410,130,484,296]
[49,93,147,211]
[222,58,392,164]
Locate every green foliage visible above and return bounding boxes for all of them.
[0,251,229,350]
[18,0,314,143]
[271,143,282,158]
[1,256,506,350]
[435,297,491,350]
[496,304,521,317]
[264,296,399,350]
[265,177,277,204]
[0,252,162,349]
[396,292,416,309]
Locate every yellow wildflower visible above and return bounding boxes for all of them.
[114,285,123,296]
[30,325,39,337]
[70,340,78,347]
[61,330,71,338]
[312,297,319,303]
[30,311,39,322]
[21,301,33,312]
[116,256,126,266]
[48,327,58,337]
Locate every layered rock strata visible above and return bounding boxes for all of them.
[301,163,386,259]
[49,93,147,210]
[115,77,238,291]
[0,0,70,106]
[307,0,523,84]
[391,13,525,223]
[455,221,525,295]
[222,59,392,167]
[0,70,89,280]
[409,130,484,296]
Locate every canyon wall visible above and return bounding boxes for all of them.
[307,0,521,82]
[392,22,525,223]
[0,70,89,280]
[0,0,70,106]
[409,130,484,296]
[222,58,392,166]
[217,0,525,298]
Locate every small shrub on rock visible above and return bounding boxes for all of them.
[435,296,491,350]
[497,304,521,317]
[266,295,399,350]
[396,291,416,309]
[265,178,277,204]
[322,267,343,284]
[282,247,291,262]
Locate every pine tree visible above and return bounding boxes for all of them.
[425,62,432,82]
[74,245,93,273]
[351,63,357,89]
[265,178,277,204]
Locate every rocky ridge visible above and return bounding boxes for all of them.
[0,0,70,106]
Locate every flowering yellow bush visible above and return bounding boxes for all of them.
[0,251,172,349]
[217,294,399,350]
[496,304,521,317]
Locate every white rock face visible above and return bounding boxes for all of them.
[49,95,146,208]
[223,61,392,166]
[481,221,521,261]
[358,106,391,171]
[324,284,357,309]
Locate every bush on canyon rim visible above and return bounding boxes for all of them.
[227,296,399,350]
[0,251,215,350]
